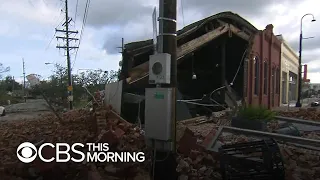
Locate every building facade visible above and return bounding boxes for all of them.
[246,24,281,108]
[276,35,299,104]
[121,12,282,123]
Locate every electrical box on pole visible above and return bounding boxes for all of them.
[145,88,172,141]
[148,53,171,84]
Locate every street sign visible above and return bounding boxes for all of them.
[68,95,73,102]
[152,7,158,53]
[67,86,73,91]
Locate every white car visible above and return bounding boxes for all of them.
[0,106,5,116]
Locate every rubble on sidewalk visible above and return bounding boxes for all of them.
[1,103,320,180]
[0,107,150,180]
[278,108,320,121]
[176,113,320,180]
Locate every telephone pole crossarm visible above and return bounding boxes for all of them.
[56,36,79,41]
[56,46,79,49]
[55,29,78,34]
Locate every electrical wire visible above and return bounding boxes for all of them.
[180,0,185,27]
[177,100,223,107]
[71,0,91,70]
[177,98,202,102]
[232,48,248,84]
[181,44,250,108]
[151,141,171,179]
[42,0,48,6]
[45,17,65,51]
[74,0,79,24]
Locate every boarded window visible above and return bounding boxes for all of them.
[263,61,268,95]
[254,56,260,95]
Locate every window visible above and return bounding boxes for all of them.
[276,68,280,94]
[272,67,276,93]
[254,56,260,95]
[263,61,268,95]
[244,60,248,97]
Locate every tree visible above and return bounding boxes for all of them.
[74,69,118,92]
[0,63,10,79]
[29,65,119,108]
[0,76,22,92]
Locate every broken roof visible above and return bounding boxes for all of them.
[124,11,258,52]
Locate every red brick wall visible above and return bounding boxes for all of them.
[246,24,281,108]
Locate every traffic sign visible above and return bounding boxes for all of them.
[67,86,73,91]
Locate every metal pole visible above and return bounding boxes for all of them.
[296,31,303,107]
[296,13,316,107]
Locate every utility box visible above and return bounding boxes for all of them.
[149,53,171,84]
[145,88,172,140]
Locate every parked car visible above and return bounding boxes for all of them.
[0,106,5,116]
[311,101,320,107]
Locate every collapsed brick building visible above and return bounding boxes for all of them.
[119,11,281,123]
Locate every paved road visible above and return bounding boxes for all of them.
[5,99,50,113]
[0,99,51,122]
[0,111,51,122]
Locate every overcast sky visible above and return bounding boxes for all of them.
[1,0,319,83]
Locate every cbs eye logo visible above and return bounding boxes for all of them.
[16,142,38,163]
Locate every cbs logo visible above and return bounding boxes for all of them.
[16,142,38,163]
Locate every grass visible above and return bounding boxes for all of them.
[238,106,276,122]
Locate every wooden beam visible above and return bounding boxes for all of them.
[229,24,250,40]
[128,24,230,81]
[177,24,229,61]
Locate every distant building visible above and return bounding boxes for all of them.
[310,83,320,92]
[276,35,299,104]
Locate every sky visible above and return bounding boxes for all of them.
[0,0,319,84]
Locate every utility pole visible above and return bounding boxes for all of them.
[12,76,14,92]
[56,0,79,110]
[117,38,124,79]
[116,38,124,53]
[22,58,26,102]
[152,0,177,179]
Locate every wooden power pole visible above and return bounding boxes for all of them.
[153,0,178,179]
[22,58,26,102]
[56,0,79,110]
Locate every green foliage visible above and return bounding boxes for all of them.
[28,64,119,108]
[238,106,276,122]
[0,76,22,92]
[0,63,10,79]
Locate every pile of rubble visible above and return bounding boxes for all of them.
[0,107,150,180]
[1,104,320,180]
[176,113,320,180]
[277,108,320,121]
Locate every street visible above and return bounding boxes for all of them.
[0,99,51,122]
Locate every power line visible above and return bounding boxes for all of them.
[22,58,26,102]
[71,0,91,70]
[42,0,48,6]
[45,17,65,50]
[74,0,79,23]
[180,0,185,27]
[44,2,64,51]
